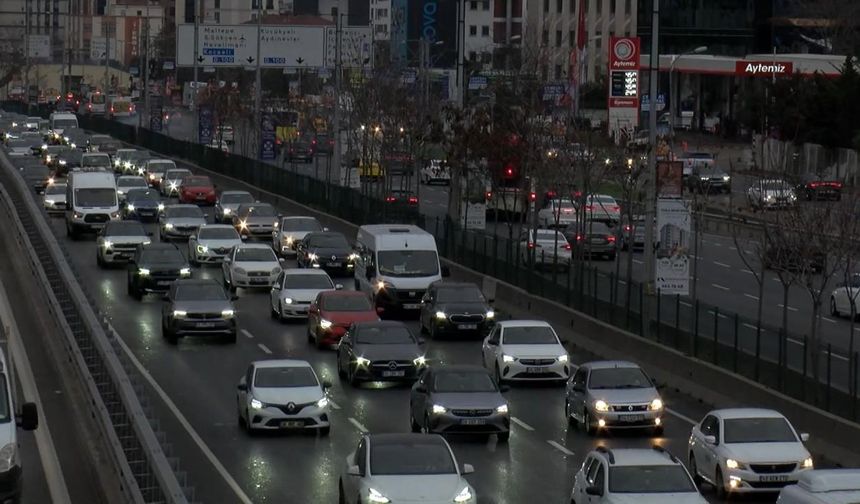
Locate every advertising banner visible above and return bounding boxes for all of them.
[406,0,457,68]
[655,199,691,296]
[607,36,641,142]
[460,202,487,230]
[324,26,372,68]
[27,35,51,59]
[198,104,213,145]
[260,114,276,161]
[735,61,794,76]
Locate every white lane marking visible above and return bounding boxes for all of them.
[680,301,692,307]
[0,288,72,504]
[632,259,643,265]
[511,417,535,431]
[743,323,759,330]
[713,261,731,268]
[778,304,799,312]
[822,317,836,324]
[241,329,254,339]
[712,283,730,291]
[832,353,850,362]
[328,399,341,410]
[666,408,697,425]
[257,343,273,354]
[547,440,575,456]
[729,246,737,251]
[741,269,754,275]
[109,328,254,504]
[772,277,783,282]
[787,338,804,346]
[349,417,368,432]
[618,280,627,285]
[707,311,729,319]
[744,293,759,300]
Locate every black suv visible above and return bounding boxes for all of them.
[127,243,192,299]
[419,281,494,338]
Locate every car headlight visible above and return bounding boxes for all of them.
[368,488,390,503]
[59,159,66,165]
[413,355,427,366]
[486,310,495,318]
[239,220,247,228]
[157,203,165,211]
[173,310,187,317]
[285,235,294,244]
[283,297,293,304]
[700,176,709,181]
[102,240,113,249]
[273,221,279,228]
[63,136,69,143]
[453,486,473,503]
[110,211,120,219]
[496,404,508,414]
[45,199,55,206]
[197,245,208,254]
[123,161,131,168]
[117,190,125,195]
[649,398,663,410]
[0,443,18,473]
[222,208,231,215]
[355,356,370,366]
[138,268,150,276]
[308,253,318,261]
[180,267,191,276]
[221,309,234,318]
[127,204,135,212]
[802,457,813,469]
[502,354,515,363]
[41,143,48,150]
[432,404,447,414]
[164,223,174,229]
[348,253,359,261]
[234,267,247,275]
[46,155,52,162]
[317,396,329,408]
[557,354,569,362]
[376,280,387,291]
[723,175,730,181]
[725,459,746,470]
[594,400,610,412]
[250,398,264,409]
[271,267,281,275]
[142,240,151,245]
[170,182,178,189]
[69,143,76,149]
[319,319,333,329]
[435,311,446,320]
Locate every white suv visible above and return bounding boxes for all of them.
[570,446,706,504]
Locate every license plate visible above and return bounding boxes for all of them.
[590,238,604,244]
[250,278,268,284]
[280,420,304,428]
[461,418,486,425]
[760,475,789,483]
[196,322,215,328]
[458,324,478,330]
[196,194,206,200]
[382,370,405,377]
[526,367,548,374]
[402,303,420,310]
[621,414,644,422]
[157,280,171,286]
[327,262,341,267]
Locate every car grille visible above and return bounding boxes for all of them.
[396,289,425,301]
[186,312,222,320]
[519,358,555,366]
[451,409,493,417]
[212,247,230,254]
[750,463,797,474]
[111,243,139,253]
[49,202,67,209]
[248,271,269,277]
[370,360,413,369]
[610,404,649,412]
[273,401,316,415]
[449,314,484,324]
[174,225,197,233]
[84,213,109,223]
[747,481,793,489]
[152,269,181,277]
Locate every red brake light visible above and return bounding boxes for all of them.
[585,205,593,211]
[575,234,583,241]
[607,235,617,243]
[527,242,535,249]
[547,191,557,198]
[385,196,396,202]
[624,225,631,232]
[564,244,572,250]
[312,139,317,144]
[408,196,418,204]
[529,192,536,201]
[485,191,492,200]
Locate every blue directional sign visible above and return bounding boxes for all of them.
[198,104,213,145]
[260,114,276,161]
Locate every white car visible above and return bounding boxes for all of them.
[688,408,813,498]
[777,469,860,504]
[273,216,325,256]
[571,446,707,504]
[116,175,148,202]
[43,182,67,215]
[538,198,578,228]
[583,194,621,222]
[97,221,151,266]
[160,168,193,196]
[214,190,255,223]
[420,159,451,185]
[236,359,331,435]
[519,229,572,268]
[222,243,283,291]
[159,204,207,241]
[481,320,570,384]
[829,274,860,318]
[188,224,242,265]
[339,433,475,504]
[143,159,176,187]
[270,269,339,320]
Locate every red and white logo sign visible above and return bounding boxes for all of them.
[609,37,641,70]
[735,61,794,76]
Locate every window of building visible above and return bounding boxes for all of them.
[569,30,575,46]
[482,25,490,36]
[482,1,490,10]
[214,0,220,8]
[214,11,220,22]
[544,0,549,12]
[542,29,549,45]
[556,0,562,13]
[596,0,601,14]
[470,25,477,36]
[265,0,273,9]
[470,1,478,9]
[555,30,562,47]
[555,64,562,79]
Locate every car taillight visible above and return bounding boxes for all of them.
[623,225,631,232]
[564,244,572,250]
[485,191,492,200]
[408,196,418,204]
[585,205,593,211]
[527,242,535,249]
[546,191,557,198]
[575,234,583,241]
[529,192,537,201]
[607,235,617,243]
[385,196,396,202]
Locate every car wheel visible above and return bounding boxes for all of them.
[653,425,664,436]
[689,453,703,486]
[422,414,432,434]
[347,362,359,387]
[97,251,105,267]
[244,409,255,435]
[494,363,504,385]
[410,412,421,432]
[565,399,577,426]
[583,410,596,436]
[163,325,178,345]
[429,322,438,340]
[714,467,728,499]
[226,331,237,344]
[607,252,616,261]
[497,431,510,443]
[190,254,199,267]
[278,301,286,323]
[830,297,839,317]
[337,352,346,379]
[318,426,330,436]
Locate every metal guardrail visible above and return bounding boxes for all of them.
[0,150,194,503]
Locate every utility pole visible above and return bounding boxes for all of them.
[253,1,262,158]
[192,0,199,141]
[332,9,342,185]
[141,16,150,130]
[24,0,30,103]
[643,0,659,298]
[103,20,110,92]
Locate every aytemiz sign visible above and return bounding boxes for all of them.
[736,61,794,76]
[609,37,641,70]
[607,36,641,141]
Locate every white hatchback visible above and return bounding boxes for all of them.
[481,320,570,384]
[270,269,340,320]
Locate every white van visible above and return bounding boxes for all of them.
[65,171,120,238]
[49,112,78,135]
[0,348,39,502]
[777,469,860,504]
[353,225,449,316]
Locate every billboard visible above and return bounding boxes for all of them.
[176,24,326,68]
[607,36,641,142]
[735,61,794,76]
[324,26,372,68]
[655,199,691,296]
[27,35,51,59]
[405,0,458,68]
[656,160,683,198]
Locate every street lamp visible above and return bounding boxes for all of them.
[668,46,708,143]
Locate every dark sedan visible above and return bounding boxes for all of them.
[419,281,494,338]
[126,243,192,299]
[54,149,82,175]
[312,134,334,155]
[563,221,618,260]
[296,231,356,274]
[336,321,427,386]
[384,189,419,209]
[122,188,164,222]
[20,164,50,193]
[796,173,843,201]
[287,139,314,163]
[685,165,731,194]
[161,279,237,344]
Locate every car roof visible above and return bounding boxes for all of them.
[497,320,552,328]
[235,243,274,250]
[368,433,447,447]
[431,364,490,375]
[710,408,785,419]
[600,448,682,467]
[253,359,313,369]
[796,469,860,492]
[283,268,329,276]
[583,360,641,370]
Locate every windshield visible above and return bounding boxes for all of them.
[377,250,439,277]
[553,199,576,208]
[370,441,456,475]
[118,178,147,188]
[0,376,8,422]
[75,188,116,207]
[46,184,66,195]
[762,180,791,191]
[534,231,566,242]
[723,417,797,443]
[240,205,276,217]
[140,248,184,263]
[199,227,239,240]
[355,326,415,345]
[281,217,322,231]
[147,161,174,172]
[436,287,485,303]
[183,177,211,186]
[609,466,696,493]
[104,223,146,237]
[283,274,333,290]
[585,223,612,234]
[434,371,497,392]
[220,193,254,204]
[322,295,372,311]
[127,189,159,201]
[130,152,152,162]
[166,207,204,218]
[53,118,78,129]
[254,367,318,388]
[82,156,110,167]
[91,94,106,104]
[307,234,349,248]
[175,284,227,301]
[234,248,276,262]
[166,170,192,180]
[588,367,652,389]
[502,326,558,345]
[8,140,33,148]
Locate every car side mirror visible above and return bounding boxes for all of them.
[499,385,510,393]
[487,339,498,346]
[347,465,361,476]
[240,235,248,241]
[322,380,333,389]
[237,383,247,391]
[231,294,239,301]
[461,464,474,475]
[323,227,329,232]
[223,257,232,263]
[335,283,343,290]
[18,402,38,431]
[441,265,451,278]
[704,435,717,445]
[800,433,810,442]
[585,485,603,497]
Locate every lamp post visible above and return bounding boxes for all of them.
[668,45,707,146]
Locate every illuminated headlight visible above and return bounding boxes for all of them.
[196,245,208,254]
[123,161,131,168]
[308,253,318,261]
[173,310,187,318]
[11,122,17,127]
[725,459,746,470]
[138,268,150,276]
[273,221,279,228]
[102,240,113,249]
[355,356,370,366]
[222,208,231,215]
[127,204,135,212]
[319,319,333,329]
[169,182,178,189]
[63,136,69,143]
[117,190,125,195]
[486,310,495,318]
[250,398,264,409]
[435,311,447,320]
[164,223,174,229]
[157,203,165,211]
[453,486,473,503]
[700,176,709,181]
[46,155,52,163]
[496,404,508,414]
[650,398,663,410]
[557,354,569,363]
[45,199,55,206]
[221,309,234,318]
[285,235,294,244]
[789,193,797,201]
[367,488,390,503]
[41,143,48,150]
[413,355,427,366]
[723,175,730,181]
[432,404,447,414]
[283,297,293,304]
[137,168,144,175]
[114,159,120,166]
[594,400,610,412]
[502,354,515,363]
[239,220,247,228]
[180,267,191,276]
[376,280,386,291]
[149,173,157,180]
[316,397,329,408]
[110,211,120,219]
[47,176,55,185]
[142,240,151,245]
[802,457,813,469]
[59,159,66,165]
[348,253,359,261]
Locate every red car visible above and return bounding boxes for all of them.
[178,175,217,205]
[307,291,379,348]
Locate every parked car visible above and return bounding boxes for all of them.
[795,173,843,201]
